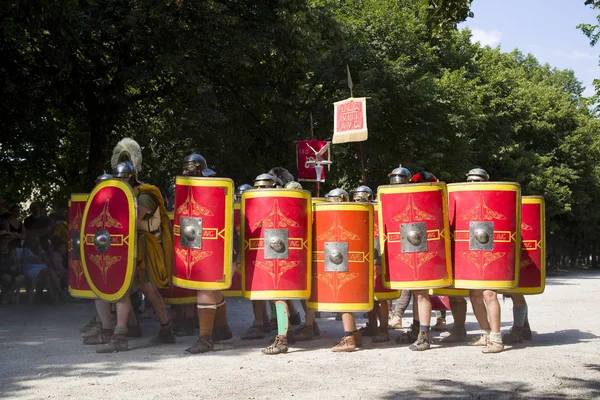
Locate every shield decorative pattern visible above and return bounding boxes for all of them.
[80,180,136,302]
[307,203,374,312]
[172,177,234,291]
[159,212,196,304]
[373,203,400,300]
[377,183,453,290]
[503,196,545,295]
[222,203,243,297]
[449,182,521,290]
[68,194,97,299]
[241,189,312,300]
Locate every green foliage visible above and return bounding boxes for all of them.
[1,0,600,267]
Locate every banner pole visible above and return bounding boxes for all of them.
[358,142,367,185]
[309,112,320,197]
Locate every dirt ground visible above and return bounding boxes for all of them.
[1,270,599,400]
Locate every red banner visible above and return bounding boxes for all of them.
[296,140,330,182]
[332,97,368,144]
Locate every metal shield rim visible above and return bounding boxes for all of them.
[80,180,137,302]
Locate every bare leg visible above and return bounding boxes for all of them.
[408,290,432,351]
[482,289,503,353]
[115,295,132,329]
[377,301,389,333]
[482,290,500,333]
[332,313,359,352]
[440,296,467,343]
[140,283,169,324]
[341,312,357,333]
[253,300,265,325]
[415,290,432,328]
[95,300,112,329]
[470,290,491,331]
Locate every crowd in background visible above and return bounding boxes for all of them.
[0,198,71,305]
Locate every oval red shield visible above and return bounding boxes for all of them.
[81,180,136,302]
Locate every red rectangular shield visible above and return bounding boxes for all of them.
[222,203,242,297]
[307,203,374,312]
[449,182,521,290]
[172,177,234,291]
[68,193,97,299]
[504,196,545,295]
[373,203,400,300]
[378,183,453,290]
[241,189,312,300]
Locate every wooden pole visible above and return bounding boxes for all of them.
[310,112,320,197]
[358,142,367,185]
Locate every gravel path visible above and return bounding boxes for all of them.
[1,271,599,400]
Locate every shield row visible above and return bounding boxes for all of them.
[68,178,545,311]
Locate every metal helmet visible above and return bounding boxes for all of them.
[285,181,303,190]
[112,161,136,182]
[95,172,113,184]
[352,185,373,202]
[235,184,253,201]
[388,166,412,185]
[466,168,489,182]
[253,173,277,189]
[182,154,216,177]
[325,188,349,202]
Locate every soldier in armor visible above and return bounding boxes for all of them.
[82,173,142,346]
[253,170,306,354]
[394,171,440,350]
[241,174,278,341]
[179,154,233,354]
[353,186,390,343]
[243,172,295,354]
[387,167,413,332]
[443,168,504,353]
[320,188,363,352]
[96,138,176,353]
[235,184,253,201]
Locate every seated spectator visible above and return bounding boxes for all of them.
[0,231,25,304]
[0,198,9,226]
[21,235,62,303]
[50,237,68,290]
[50,201,68,242]
[23,202,42,231]
[2,205,26,248]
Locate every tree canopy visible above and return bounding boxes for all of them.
[2,0,600,268]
